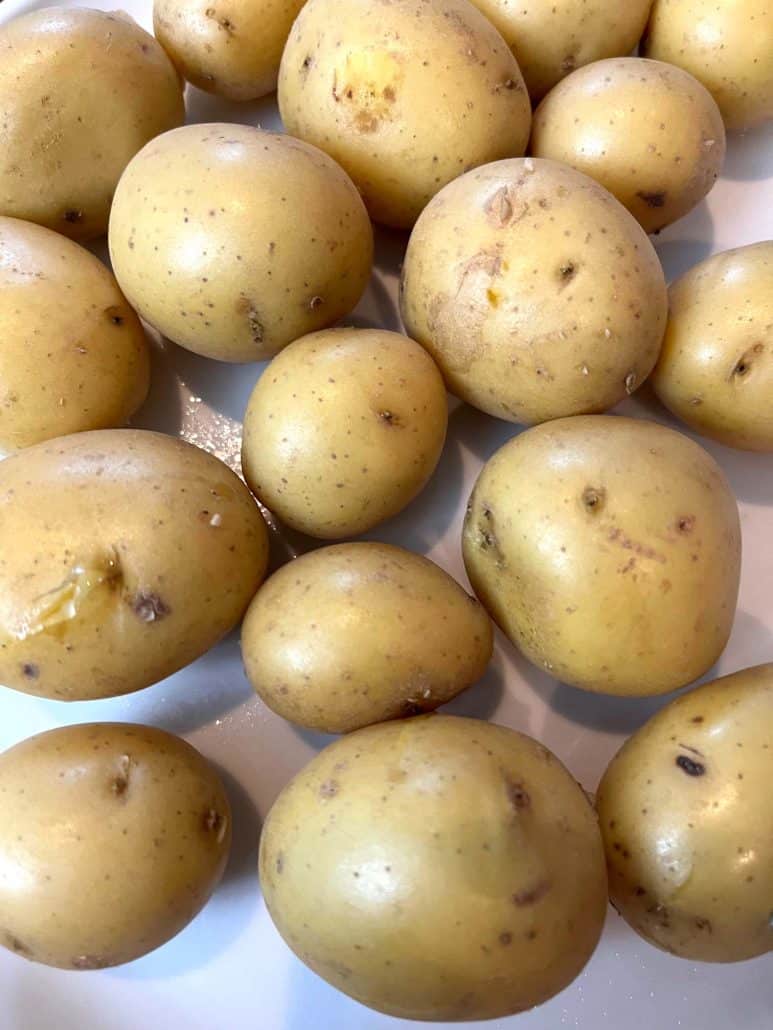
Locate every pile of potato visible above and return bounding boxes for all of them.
[0,0,771,1020]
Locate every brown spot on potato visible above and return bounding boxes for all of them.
[111,756,132,798]
[557,261,577,286]
[319,779,339,798]
[276,851,285,874]
[499,931,513,946]
[504,776,531,811]
[676,754,705,777]
[512,879,551,906]
[21,663,39,679]
[730,343,764,380]
[677,515,695,534]
[637,190,667,208]
[63,209,83,224]
[582,486,605,513]
[691,716,704,724]
[105,306,125,325]
[3,932,32,956]
[694,916,713,932]
[131,592,170,623]
[378,410,401,426]
[561,54,576,72]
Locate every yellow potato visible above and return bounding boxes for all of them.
[531,58,726,233]
[0,8,184,241]
[109,125,373,362]
[400,158,667,424]
[0,723,230,969]
[278,0,531,228]
[0,430,269,701]
[463,416,741,696]
[242,542,493,731]
[259,715,607,1020]
[597,664,773,962]
[652,242,773,451]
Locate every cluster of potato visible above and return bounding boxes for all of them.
[0,0,771,1020]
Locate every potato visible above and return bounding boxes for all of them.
[242,542,493,732]
[0,8,184,241]
[643,0,773,131]
[278,0,531,229]
[259,714,607,1020]
[400,158,667,424]
[0,430,268,701]
[109,125,373,362]
[597,664,773,962]
[0,723,230,969]
[241,329,448,538]
[531,58,726,234]
[651,242,773,451]
[154,0,305,100]
[463,416,741,696]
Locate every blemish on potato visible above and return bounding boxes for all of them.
[498,931,513,946]
[104,306,125,325]
[2,931,32,957]
[63,209,83,224]
[111,754,132,798]
[71,954,109,970]
[581,486,605,513]
[21,662,39,679]
[636,190,667,208]
[319,779,339,798]
[676,515,695,534]
[504,776,531,811]
[276,851,285,874]
[131,592,170,623]
[676,754,705,777]
[512,879,551,906]
[624,372,637,394]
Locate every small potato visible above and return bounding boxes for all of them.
[531,59,726,234]
[400,158,667,424]
[651,242,773,451]
[0,723,230,969]
[0,217,150,454]
[242,542,493,732]
[0,430,269,701]
[259,715,607,1020]
[597,664,773,962]
[241,329,448,538]
[278,0,531,228]
[0,8,184,241]
[463,416,741,696]
[109,125,373,362]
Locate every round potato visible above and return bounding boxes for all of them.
[597,663,773,962]
[400,158,667,424]
[241,329,448,538]
[643,0,773,131]
[278,0,531,228]
[154,0,305,100]
[0,723,230,969]
[463,416,741,696]
[242,542,493,732]
[531,59,726,234]
[651,242,773,451]
[259,715,607,1020]
[0,430,269,701]
[0,217,150,454]
[0,8,184,241]
[109,125,373,362]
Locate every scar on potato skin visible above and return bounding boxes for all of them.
[636,190,667,208]
[3,932,32,957]
[202,808,224,835]
[131,592,170,623]
[21,662,39,679]
[676,754,705,776]
[503,775,531,811]
[512,879,551,907]
[582,486,605,513]
[319,779,339,798]
[730,342,764,379]
[236,296,264,344]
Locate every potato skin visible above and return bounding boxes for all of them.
[278,0,531,228]
[259,715,607,1020]
[463,416,741,696]
[242,542,493,732]
[651,242,773,451]
[0,8,184,241]
[0,723,230,969]
[531,58,726,234]
[241,329,448,539]
[597,664,773,962]
[0,430,269,701]
[400,158,667,424]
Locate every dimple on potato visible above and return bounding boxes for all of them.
[0,430,269,701]
[259,715,607,1021]
[0,723,230,969]
[597,664,773,962]
[108,124,373,362]
[278,0,531,228]
[651,242,773,451]
[463,416,741,696]
[242,542,493,732]
[0,7,185,241]
[531,58,726,234]
[400,158,667,424]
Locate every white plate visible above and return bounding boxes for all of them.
[1,2,771,1027]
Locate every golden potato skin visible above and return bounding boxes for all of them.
[0,430,269,701]
[154,0,305,100]
[109,125,373,362]
[259,715,607,1020]
[278,0,531,228]
[463,416,741,696]
[652,242,773,451]
[0,217,149,454]
[400,159,667,424]
[241,329,448,539]
[644,0,773,131]
[531,59,726,234]
[242,542,493,732]
[0,8,184,241]
[0,723,230,969]
[597,664,773,962]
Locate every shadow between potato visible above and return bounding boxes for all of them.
[652,201,715,283]
[184,84,283,133]
[721,122,773,182]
